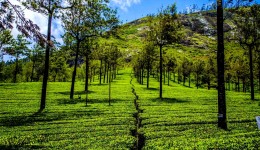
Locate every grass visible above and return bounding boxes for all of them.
[133,74,260,149]
[1,68,260,149]
[0,69,136,149]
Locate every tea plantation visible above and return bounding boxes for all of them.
[1,69,260,149]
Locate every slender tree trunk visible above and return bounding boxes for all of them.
[92,68,96,82]
[196,72,199,89]
[237,76,240,92]
[106,62,109,83]
[182,75,185,86]
[147,61,150,88]
[14,55,18,83]
[168,67,170,86]
[164,69,166,84]
[103,62,106,83]
[259,68,260,92]
[99,59,102,85]
[40,11,53,110]
[189,74,191,88]
[31,59,35,82]
[159,45,163,99]
[249,46,254,100]
[141,66,144,85]
[174,72,176,82]
[85,56,90,106]
[70,40,80,100]
[217,0,227,130]
[109,64,111,106]
[85,56,89,92]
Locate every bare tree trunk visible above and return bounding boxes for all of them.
[159,45,163,99]
[217,0,227,130]
[31,59,35,82]
[70,40,80,100]
[85,56,89,92]
[108,64,111,106]
[99,59,102,85]
[13,54,18,83]
[103,62,106,83]
[147,61,150,88]
[249,46,254,100]
[40,11,53,110]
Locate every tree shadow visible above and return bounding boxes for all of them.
[90,84,108,86]
[0,109,102,127]
[0,144,44,150]
[58,90,95,95]
[142,87,158,91]
[57,98,125,105]
[151,97,190,103]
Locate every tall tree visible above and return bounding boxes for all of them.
[154,3,182,99]
[6,34,30,83]
[22,0,72,110]
[217,0,227,130]
[62,0,118,101]
[234,4,260,100]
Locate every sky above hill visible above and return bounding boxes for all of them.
[110,0,215,23]
[3,0,259,61]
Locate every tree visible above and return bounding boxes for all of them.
[0,1,45,45]
[0,29,13,80]
[234,4,260,100]
[193,58,205,89]
[62,0,118,101]
[6,34,30,83]
[217,0,227,130]
[22,0,73,111]
[154,3,182,99]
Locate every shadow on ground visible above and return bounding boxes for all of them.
[0,145,44,150]
[57,98,126,105]
[0,109,102,127]
[142,87,158,91]
[151,97,190,103]
[58,90,95,95]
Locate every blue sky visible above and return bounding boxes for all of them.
[110,0,260,23]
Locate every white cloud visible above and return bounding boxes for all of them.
[111,0,141,11]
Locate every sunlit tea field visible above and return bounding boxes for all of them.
[1,69,260,149]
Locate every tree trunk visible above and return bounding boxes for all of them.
[99,59,102,85]
[106,62,109,83]
[109,64,111,106]
[14,54,18,83]
[31,59,35,82]
[217,0,227,130]
[141,66,144,85]
[159,45,163,99]
[40,11,53,110]
[168,67,170,86]
[93,68,95,82]
[196,72,199,89]
[103,62,106,83]
[189,74,191,88]
[147,61,150,88]
[183,75,185,86]
[85,56,89,92]
[70,40,80,100]
[249,46,254,100]
[237,76,240,92]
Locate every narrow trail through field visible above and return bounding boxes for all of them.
[130,73,145,150]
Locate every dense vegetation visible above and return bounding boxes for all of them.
[0,0,260,149]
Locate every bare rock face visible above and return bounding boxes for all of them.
[181,12,233,36]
